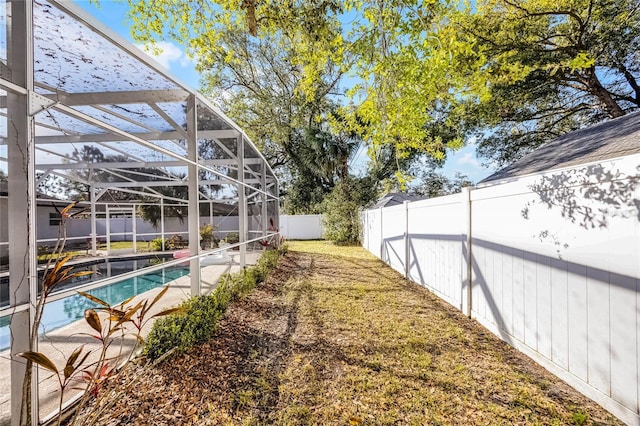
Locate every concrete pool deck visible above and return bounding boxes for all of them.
[0,251,261,425]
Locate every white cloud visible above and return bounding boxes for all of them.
[457,151,482,168]
[136,41,192,70]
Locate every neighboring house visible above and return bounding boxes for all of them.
[479,110,640,184]
[373,192,422,208]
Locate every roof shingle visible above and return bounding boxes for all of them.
[480,111,640,184]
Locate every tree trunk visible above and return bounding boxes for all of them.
[582,67,625,118]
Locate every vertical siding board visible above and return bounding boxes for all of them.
[551,258,569,370]
[503,247,514,335]
[512,249,525,342]
[537,255,552,359]
[436,240,441,293]
[587,267,611,395]
[430,239,437,289]
[452,242,458,304]
[524,251,538,350]
[609,272,638,412]
[445,240,450,298]
[437,240,443,293]
[494,246,504,330]
[472,242,480,317]
[568,263,589,381]
[447,242,454,302]
[486,242,496,325]
[476,242,486,319]
[482,243,493,319]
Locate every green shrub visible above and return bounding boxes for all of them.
[144,249,281,360]
[200,224,217,249]
[224,232,240,245]
[150,238,168,251]
[321,177,375,244]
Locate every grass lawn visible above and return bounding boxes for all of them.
[99,241,621,425]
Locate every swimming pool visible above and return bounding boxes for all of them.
[0,260,189,351]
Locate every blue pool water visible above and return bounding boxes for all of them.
[0,263,188,351]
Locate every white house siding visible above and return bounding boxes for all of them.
[362,153,640,425]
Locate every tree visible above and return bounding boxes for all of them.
[118,0,639,184]
[321,176,377,244]
[38,145,192,226]
[449,0,640,165]
[197,27,343,169]
[120,0,468,181]
[411,171,474,198]
[192,22,363,212]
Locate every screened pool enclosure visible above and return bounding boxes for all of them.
[1,1,279,423]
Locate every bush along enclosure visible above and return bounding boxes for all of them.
[144,247,283,361]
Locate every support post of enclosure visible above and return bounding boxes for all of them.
[186,95,201,295]
[274,180,280,232]
[160,198,165,251]
[261,162,268,240]
[237,135,246,267]
[209,201,213,233]
[90,184,97,256]
[132,204,137,253]
[7,1,39,424]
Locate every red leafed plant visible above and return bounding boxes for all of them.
[18,202,181,426]
[259,217,284,249]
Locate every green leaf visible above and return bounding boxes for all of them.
[151,307,183,318]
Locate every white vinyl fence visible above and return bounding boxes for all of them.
[36,216,242,246]
[280,214,324,240]
[362,153,640,426]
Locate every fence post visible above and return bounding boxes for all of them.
[379,206,384,259]
[404,200,410,278]
[463,187,473,317]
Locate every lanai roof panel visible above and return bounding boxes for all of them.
[34,108,104,135]
[97,103,186,133]
[33,0,180,94]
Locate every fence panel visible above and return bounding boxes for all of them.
[280,215,323,240]
[380,204,406,275]
[407,195,466,310]
[362,154,640,424]
[362,208,382,258]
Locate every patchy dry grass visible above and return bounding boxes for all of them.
[99,241,622,426]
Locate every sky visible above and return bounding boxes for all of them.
[74,1,496,184]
